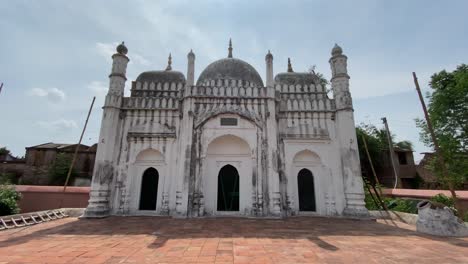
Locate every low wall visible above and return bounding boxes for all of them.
[15,185,90,213]
[382,188,468,211]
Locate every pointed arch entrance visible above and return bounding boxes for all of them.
[139,167,159,210]
[297,168,316,211]
[217,165,240,211]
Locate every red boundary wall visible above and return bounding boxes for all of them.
[382,188,468,211]
[15,185,90,213]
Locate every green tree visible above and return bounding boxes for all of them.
[0,147,11,156]
[356,123,414,186]
[48,153,78,186]
[0,184,21,216]
[416,64,468,190]
[309,65,329,89]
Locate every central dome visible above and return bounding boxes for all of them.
[196,58,264,87]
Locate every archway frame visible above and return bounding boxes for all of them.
[200,116,256,216]
[129,148,166,215]
[289,149,326,215]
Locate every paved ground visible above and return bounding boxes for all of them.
[0,216,467,264]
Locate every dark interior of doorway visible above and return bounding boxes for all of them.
[139,167,159,210]
[298,168,316,211]
[217,165,240,211]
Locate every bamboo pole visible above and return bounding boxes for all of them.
[382,117,400,189]
[361,134,381,191]
[62,97,96,192]
[412,72,459,211]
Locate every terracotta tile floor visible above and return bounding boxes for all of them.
[0,216,467,263]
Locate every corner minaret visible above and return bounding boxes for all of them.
[265,50,273,87]
[187,49,195,86]
[330,44,351,110]
[84,42,129,218]
[108,42,130,96]
[329,44,368,217]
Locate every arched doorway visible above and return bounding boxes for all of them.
[217,165,239,211]
[139,167,159,210]
[298,168,316,211]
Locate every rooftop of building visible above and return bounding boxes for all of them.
[1,216,466,263]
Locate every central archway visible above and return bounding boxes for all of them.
[139,167,159,210]
[217,165,240,211]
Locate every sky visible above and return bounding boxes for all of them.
[1,0,467,162]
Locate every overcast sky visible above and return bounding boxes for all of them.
[1,0,467,162]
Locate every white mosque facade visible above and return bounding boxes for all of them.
[83,41,368,218]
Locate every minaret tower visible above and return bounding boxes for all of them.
[187,50,195,86]
[265,50,273,87]
[329,44,368,217]
[84,42,129,218]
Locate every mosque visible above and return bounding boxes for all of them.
[83,40,368,218]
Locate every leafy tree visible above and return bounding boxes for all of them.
[309,65,329,89]
[0,184,21,216]
[48,153,78,186]
[0,147,11,156]
[356,123,414,186]
[416,64,468,190]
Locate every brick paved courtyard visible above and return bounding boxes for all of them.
[0,216,467,263]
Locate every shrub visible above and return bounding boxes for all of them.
[430,193,455,208]
[0,185,21,216]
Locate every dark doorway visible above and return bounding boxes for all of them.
[139,167,159,210]
[217,165,239,211]
[298,168,316,211]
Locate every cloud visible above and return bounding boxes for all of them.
[87,81,108,96]
[28,87,66,102]
[36,119,78,131]
[96,42,151,66]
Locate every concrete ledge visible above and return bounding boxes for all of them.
[370,210,419,225]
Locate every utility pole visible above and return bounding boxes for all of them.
[382,117,400,189]
[412,72,458,206]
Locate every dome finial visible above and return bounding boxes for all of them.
[331,43,343,56]
[166,53,172,71]
[116,41,128,55]
[228,38,233,58]
[287,58,294,72]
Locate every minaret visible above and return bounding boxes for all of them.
[329,44,368,217]
[108,42,130,96]
[84,42,129,218]
[187,50,195,86]
[265,50,273,87]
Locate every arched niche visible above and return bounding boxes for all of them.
[206,135,251,156]
[134,149,165,164]
[293,149,321,165]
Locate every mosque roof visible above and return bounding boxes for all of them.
[135,54,186,84]
[196,39,264,87]
[274,58,317,86]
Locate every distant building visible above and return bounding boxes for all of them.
[0,152,25,184]
[21,143,97,185]
[361,147,418,189]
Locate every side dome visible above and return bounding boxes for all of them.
[136,70,186,84]
[196,58,264,87]
[274,72,317,86]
